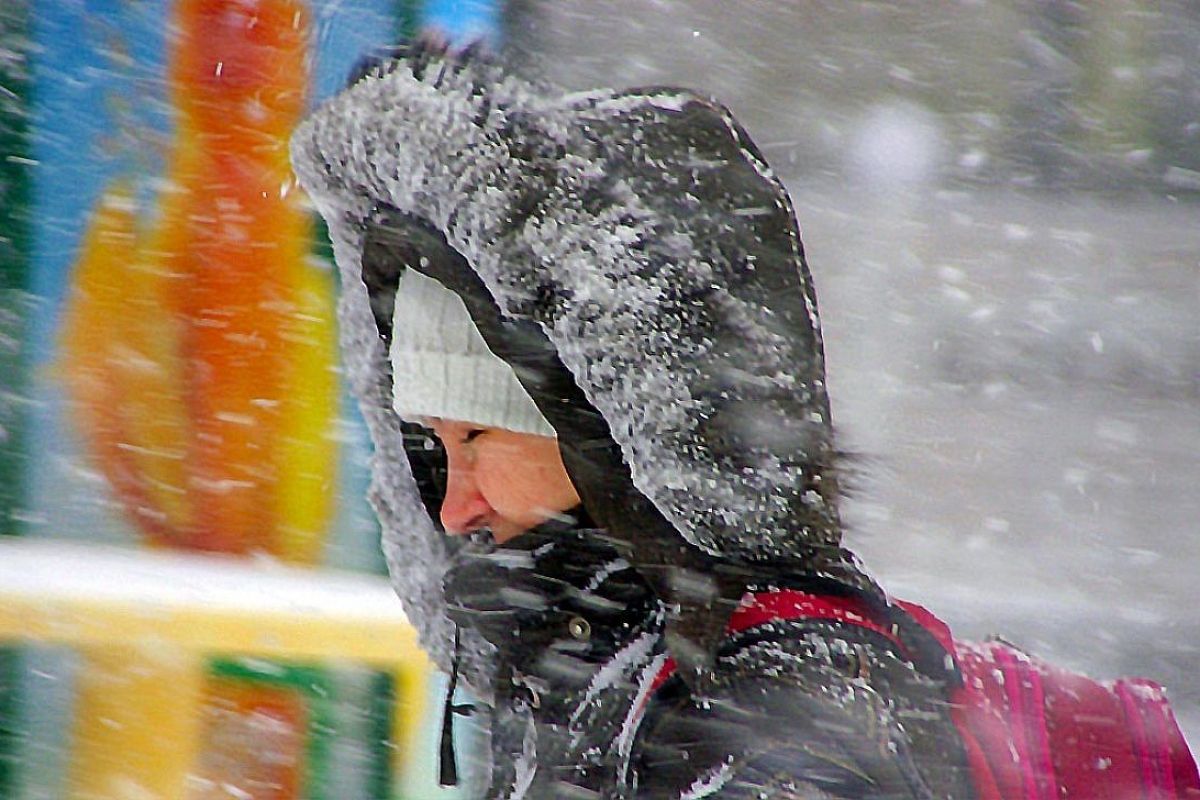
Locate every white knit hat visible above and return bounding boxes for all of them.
[389,269,556,437]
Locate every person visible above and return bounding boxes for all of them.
[376,257,970,799]
[291,46,1198,799]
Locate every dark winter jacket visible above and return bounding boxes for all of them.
[290,47,976,799]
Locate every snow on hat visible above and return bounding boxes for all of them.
[389,269,556,437]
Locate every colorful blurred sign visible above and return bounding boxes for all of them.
[59,0,337,560]
[0,0,502,797]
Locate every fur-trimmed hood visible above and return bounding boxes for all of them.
[290,49,871,695]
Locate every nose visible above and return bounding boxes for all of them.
[440,462,492,535]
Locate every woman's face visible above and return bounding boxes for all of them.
[424,418,581,543]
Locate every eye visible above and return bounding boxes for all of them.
[463,429,486,444]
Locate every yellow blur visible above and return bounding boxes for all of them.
[0,541,431,799]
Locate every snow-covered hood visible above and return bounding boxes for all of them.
[290,50,854,689]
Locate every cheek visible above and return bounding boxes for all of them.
[473,451,561,526]
[472,450,535,525]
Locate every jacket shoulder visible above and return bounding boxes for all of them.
[633,618,975,799]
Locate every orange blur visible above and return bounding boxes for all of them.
[61,0,336,561]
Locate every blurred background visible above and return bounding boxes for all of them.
[0,1,1197,797]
